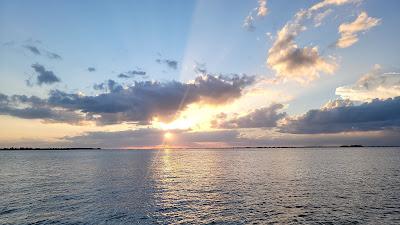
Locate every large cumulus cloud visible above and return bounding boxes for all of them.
[280,97,400,134]
[0,74,254,125]
[266,0,361,83]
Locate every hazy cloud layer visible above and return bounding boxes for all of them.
[63,128,241,148]
[280,97,400,134]
[213,103,286,129]
[31,63,61,86]
[336,11,381,48]
[336,66,400,102]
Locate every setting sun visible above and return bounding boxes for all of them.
[164,132,173,140]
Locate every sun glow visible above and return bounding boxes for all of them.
[164,132,173,140]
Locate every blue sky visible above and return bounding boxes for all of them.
[1,0,400,148]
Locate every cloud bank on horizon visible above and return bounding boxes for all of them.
[0,0,399,148]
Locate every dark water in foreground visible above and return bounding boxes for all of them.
[1,148,400,224]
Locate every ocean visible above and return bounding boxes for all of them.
[1,148,399,224]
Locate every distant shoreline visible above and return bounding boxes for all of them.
[0,147,101,151]
[1,145,400,151]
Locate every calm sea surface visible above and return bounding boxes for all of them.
[1,148,400,224]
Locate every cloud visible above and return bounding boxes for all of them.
[242,0,268,31]
[322,99,353,109]
[266,0,363,83]
[93,79,123,93]
[213,103,287,129]
[257,0,268,17]
[0,93,84,123]
[243,13,256,31]
[45,51,62,60]
[31,63,61,85]
[118,69,147,78]
[44,74,255,125]
[267,10,337,83]
[23,44,62,60]
[88,67,96,72]
[336,65,400,101]
[314,9,333,27]
[156,58,178,70]
[310,0,360,12]
[280,97,400,134]
[336,11,381,48]
[24,45,41,55]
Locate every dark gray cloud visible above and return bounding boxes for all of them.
[118,69,147,78]
[46,51,62,60]
[24,45,41,55]
[87,67,96,72]
[156,58,178,70]
[214,103,287,128]
[31,63,61,85]
[93,79,123,93]
[0,93,83,123]
[48,74,254,124]
[23,44,62,60]
[280,97,400,134]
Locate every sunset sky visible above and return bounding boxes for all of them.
[1,0,399,148]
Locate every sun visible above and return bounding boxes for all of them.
[164,132,173,140]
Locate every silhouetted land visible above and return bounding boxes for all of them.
[0,147,101,151]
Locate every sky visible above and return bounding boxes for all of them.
[1,0,400,148]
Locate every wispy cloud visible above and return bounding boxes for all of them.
[336,11,381,48]
[156,58,178,70]
[118,69,147,78]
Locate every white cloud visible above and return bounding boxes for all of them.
[336,65,400,102]
[257,0,268,17]
[336,11,381,48]
[243,13,255,31]
[310,0,360,12]
[314,9,333,27]
[266,10,337,84]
